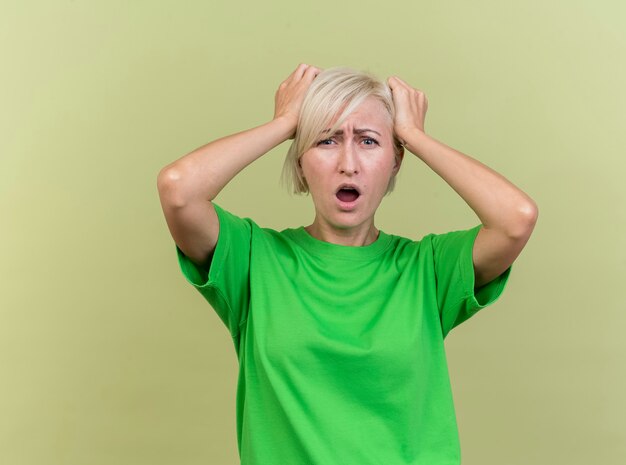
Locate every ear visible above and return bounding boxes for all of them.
[297,158,306,180]
[393,147,405,174]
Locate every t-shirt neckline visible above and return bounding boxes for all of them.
[289,226,393,261]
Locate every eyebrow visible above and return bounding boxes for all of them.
[322,128,382,136]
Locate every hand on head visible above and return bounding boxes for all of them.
[273,66,428,146]
[387,75,428,145]
[274,63,323,139]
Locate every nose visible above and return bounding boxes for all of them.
[337,141,359,175]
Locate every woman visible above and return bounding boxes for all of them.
[157,63,538,465]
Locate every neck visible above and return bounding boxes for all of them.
[304,219,379,246]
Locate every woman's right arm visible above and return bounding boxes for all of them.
[156,63,320,268]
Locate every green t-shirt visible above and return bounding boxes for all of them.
[175,202,512,465]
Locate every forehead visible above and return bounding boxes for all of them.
[329,96,391,131]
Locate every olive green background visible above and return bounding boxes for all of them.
[2,1,624,464]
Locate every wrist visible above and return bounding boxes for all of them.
[269,115,297,141]
[399,129,429,158]
[271,115,297,139]
[400,127,426,145]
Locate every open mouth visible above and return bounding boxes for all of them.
[336,188,360,203]
[337,188,360,202]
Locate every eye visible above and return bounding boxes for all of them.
[316,138,335,146]
[362,137,379,146]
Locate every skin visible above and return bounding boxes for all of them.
[161,61,540,285]
[299,96,404,247]
[386,75,538,288]
[276,64,538,288]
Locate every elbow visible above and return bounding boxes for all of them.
[510,201,539,239]
[522,200,539,226]
[157,165,185,188]
[157,166,188,208]
[518,200,539,221]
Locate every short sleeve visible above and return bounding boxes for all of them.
[430,224,512,339]
[175,202,251,338]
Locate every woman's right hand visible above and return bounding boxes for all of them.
[273,63,322,139]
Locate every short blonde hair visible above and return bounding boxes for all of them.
[279,66,404,196]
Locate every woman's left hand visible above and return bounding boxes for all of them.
[387,75,428,145]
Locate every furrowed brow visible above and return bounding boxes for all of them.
[322,128,382,136]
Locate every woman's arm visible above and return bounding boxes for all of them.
[158,63,321,203]
[157,117,294,203]
[156,63,321,266]
[387,75,538,288]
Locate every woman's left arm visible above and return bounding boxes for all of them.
[387,75,539,289]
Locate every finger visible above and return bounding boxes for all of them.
[281,64,305,87]
[303,65,321,81]
[389,76,413,93]
[395,77,425,96]
[390,75,411,86]
[286,63,304,80]
[294,63,310,80]
[388,78,408,98]
[388,75,405,86]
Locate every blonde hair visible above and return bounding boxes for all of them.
[279,66,404,196]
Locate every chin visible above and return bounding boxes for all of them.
[329,212,370,229]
